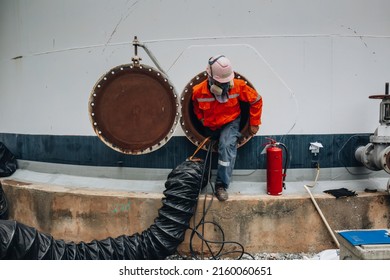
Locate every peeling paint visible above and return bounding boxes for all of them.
[112,201,131,213]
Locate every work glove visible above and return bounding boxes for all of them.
[249,125,259,135]
[203,127,221,140]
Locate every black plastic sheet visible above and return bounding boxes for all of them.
[0,142,17,177]
[324,188,357,198]
[0,182,9,220]
[0,160,204,260]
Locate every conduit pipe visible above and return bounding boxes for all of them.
[304,165,340,249]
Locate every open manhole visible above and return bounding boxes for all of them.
[88,64,179,155]
[180,71,254,151]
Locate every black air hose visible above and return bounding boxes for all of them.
[0,182,9,220]
[0,142,18,177]
[0,160,205,260]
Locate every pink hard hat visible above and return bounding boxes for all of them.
[206,55,234,83]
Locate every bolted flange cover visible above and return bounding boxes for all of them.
[89,64,179,155]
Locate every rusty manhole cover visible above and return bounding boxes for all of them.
[89,64,179,154]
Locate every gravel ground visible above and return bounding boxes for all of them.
[166,251,324,260]
[167,248,341,260]
[239,252,318,260]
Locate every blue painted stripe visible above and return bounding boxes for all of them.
[0,133,370,169]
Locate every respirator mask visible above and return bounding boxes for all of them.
[208,55,233,103]
[209,79,231,96]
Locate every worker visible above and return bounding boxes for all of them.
[192,55,263,201]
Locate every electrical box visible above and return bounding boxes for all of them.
[337,229,390,260]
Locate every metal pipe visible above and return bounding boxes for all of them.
[132,36,168,77]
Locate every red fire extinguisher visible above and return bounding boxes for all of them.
[265,138,289,196]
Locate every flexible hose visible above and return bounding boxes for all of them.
[187,141,255,260]
[303,164,340,248]
[0,182,9,220]
[277,142,289,189]
[0,140,253,260]
[0,160,205,260]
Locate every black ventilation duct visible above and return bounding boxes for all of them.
[0,160,205,260]
[0,142,17,177]
[0,182,8,220]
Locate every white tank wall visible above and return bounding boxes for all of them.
[1,0,389,136]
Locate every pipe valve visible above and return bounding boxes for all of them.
[355,82,390,174]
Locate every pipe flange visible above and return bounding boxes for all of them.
[355,143,381,171]
[380,146,390,174]
[89,64,179,155]
[370,135,390,144]
[387,178,390,195]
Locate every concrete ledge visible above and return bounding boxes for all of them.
[2,178,390,255]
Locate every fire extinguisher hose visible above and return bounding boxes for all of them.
[277,142,289,189]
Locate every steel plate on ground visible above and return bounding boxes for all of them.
[89,64,179,154]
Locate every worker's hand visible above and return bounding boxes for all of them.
[204,127,221,140]
[249,125,259,135]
